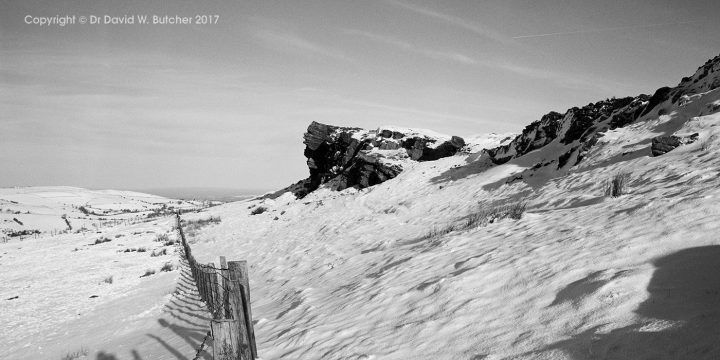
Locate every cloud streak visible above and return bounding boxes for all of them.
[513,19,704,39]
[491,62,633,95]
[385,0,509,44]
[344,29,477,64]
[254,30,350,61]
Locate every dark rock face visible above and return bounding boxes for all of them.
[640,87,673,117]
[483,53,720,171]
[487,96,648,167]
[651,133,699,157]
[487,112,564,164]
[562,97,641,145]
[608,95,651,130]
[287,122,465,198]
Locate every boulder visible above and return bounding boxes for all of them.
[651,133,699,156]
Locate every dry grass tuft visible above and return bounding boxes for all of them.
[150,248,168,257]
[250,207,267,215]
[61,347,88,360]
[421,201,527,240]
[160,262,174,272]
[604,173,629,198]
[140,269,156,278]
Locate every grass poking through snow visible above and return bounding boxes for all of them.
[150,248,168,257]
[604,173,629,198]
[250,207,268,215]
[160,262,174,272]
[422,202,527,240]
[182,216,222,237]
[60,347,88,360]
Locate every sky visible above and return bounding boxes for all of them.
[1,0,719,192]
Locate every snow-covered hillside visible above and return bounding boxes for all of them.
[188,113,720,359]
[3,55,720,360]
[181,56,720,359]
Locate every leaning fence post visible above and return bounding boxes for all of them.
[218,256,230,318]
[206,265,213,313]
[199,267,207,302]
[211,319,243,360]
[208,262,219,317]
[203,267,211,304]
[235,261,257,359]
[227,262,252,359]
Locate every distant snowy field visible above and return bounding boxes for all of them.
[0,187,199,236]
[0,188,210,359]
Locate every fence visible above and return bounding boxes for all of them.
[176,214,258,360]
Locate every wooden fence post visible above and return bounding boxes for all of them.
[234,261,257,359]
[203,267,211,304]
[209,262,219,318]
[229,261,256,359]
[200,268,207,302]
[228,261,254,359]
[218,256,230,318]
[211,320,243,360]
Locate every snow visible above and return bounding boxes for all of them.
[377,125,456,145]
[1,189,210,359]
[347,125,460,150]
[3,85,720,359]
[187,86,720,359]
[464,132,516,153]
[0,187,200,237]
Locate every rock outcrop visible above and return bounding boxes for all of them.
[285,122,465,198]
[486,96,649,168]
[651,133,699,157]
[484,53,720,171]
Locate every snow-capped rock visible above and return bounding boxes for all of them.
[285,121,466,198]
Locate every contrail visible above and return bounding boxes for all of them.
[512,20,703,39]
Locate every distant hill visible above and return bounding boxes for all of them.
[136,187,268,202]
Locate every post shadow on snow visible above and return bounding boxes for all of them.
[95,350,143,360]
[83,252,209,360]
[538,245,720,360]
[143,256,212,360]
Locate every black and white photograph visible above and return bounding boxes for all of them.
[2,0,720,359]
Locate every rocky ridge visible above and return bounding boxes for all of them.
[274,53,720,198]
[485,53,720,171]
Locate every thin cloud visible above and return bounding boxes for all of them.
[513,19,704,39]
[385,0,509,44]
[494,63,633,95]
[255,30,350,61]
[345,29,414,50]
[345,29,477,65]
